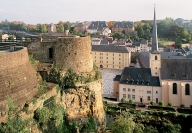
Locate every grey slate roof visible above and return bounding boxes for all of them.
[88,21,107,30]
[118,67,160,86]
[100,40,109,45]
[92,45,129,53]
[114,75,121,81]
[113,21,134,28]
[161,59,192,80]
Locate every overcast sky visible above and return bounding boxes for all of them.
[0,0,192,24]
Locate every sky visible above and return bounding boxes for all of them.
[0,0,192,24]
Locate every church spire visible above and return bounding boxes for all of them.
[151,6,159,52]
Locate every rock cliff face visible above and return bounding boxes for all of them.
[60,79,105,131]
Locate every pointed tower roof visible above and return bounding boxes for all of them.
[151,7,159,53]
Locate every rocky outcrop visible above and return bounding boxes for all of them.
[60,79,105,131]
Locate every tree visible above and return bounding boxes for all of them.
[180,104,185,108]
[168,103,173,107]
[129,99,134,104]
[122,30,125,35]
[121,98,126,103]
[111,111,136,133]
[57,24,64,32]
[73,27,78,35]
[159,101,164,106]
[143,125,158,133]
[64,21,71,30]
[112,32,125,40]
[133,123,144,133]
[160,122,181,133]
[41,24,47,33]
[150,101,155,106]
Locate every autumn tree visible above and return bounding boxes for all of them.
[107,21,114,30]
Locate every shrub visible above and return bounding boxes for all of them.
[180,104,185,108]
[159,101,164,106]
[190,105,192,109]
[121,98,126,103]
[168,102,172,107]
[129,99,134,104]
[150,101,155,106]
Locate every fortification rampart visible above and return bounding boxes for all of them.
[0,47,38,109]
[55,36,93,73]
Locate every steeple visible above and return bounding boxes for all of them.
[151,6,159,52]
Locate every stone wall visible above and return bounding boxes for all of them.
[0,47,38,108]
[27,39,56,63]
[54,37,93,73]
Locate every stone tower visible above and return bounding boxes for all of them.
[54,36,93,74]
[150,7,161,77]
[0,46,38,108]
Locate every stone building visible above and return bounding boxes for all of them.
[112,21,134,35]
[92,45,131,70]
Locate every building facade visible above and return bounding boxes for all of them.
[112,21,134,35]
[92,45,131,70]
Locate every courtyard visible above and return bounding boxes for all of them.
[100,68,122,97]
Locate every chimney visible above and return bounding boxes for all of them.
[65,30,69,36]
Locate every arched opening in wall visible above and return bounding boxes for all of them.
[185,84,190,95]
[100,65,103,69]
[155,55,157,60]
[173,83,177,94]
[49,48,53,58]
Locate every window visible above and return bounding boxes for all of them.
[156,91,158,94]
[113,61,114,64]
[123,88,126,92]
[132,89,135,92]
[156,67,157,69]
[119,58,121,60]
[147,96,151,101]
[48,48,53,58]
[106,57,108,59]
[123,94,126,98]
[132,95,135,100]
[106,53,108,56]
[113,65,114,68]
[113,57,114,60]
[156,98,158,103]
[155,72,157,74]
[119,54,121,56]
[185,84,190,95]
[128,94,131,99]
[147,91,151,94]
[173,83,177,94]
[119,66,121,69]
[155,55,157,60]
[107,65,108,67]
[106,61,108,63]
[119,62,121,64]
[128,88,130,92]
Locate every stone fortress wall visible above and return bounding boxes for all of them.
[0,47,38,109]
[28,36,93,73]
